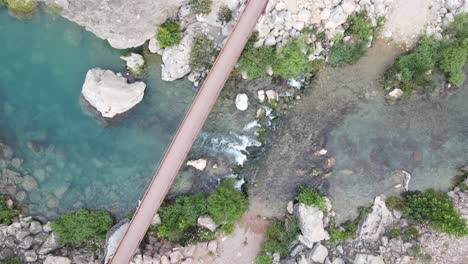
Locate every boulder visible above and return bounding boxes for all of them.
[121,53,145,75]
[24,250,37,262]
[295,203,327,248]
[353,254,385,264]
[161,35,193,81]
[329,6,348,26]
[81,68,146,118]
[44,256,72,264]
[197,216,219,232]
[59,0,182,49]
[332,258,345,264]
[104,220,130,263]
[0,247,15,261]
[357,196,394,241]
[308,243,328,263]
[264,36,277,46]
[186,158,207,171]
[169,251,183,263]
[22,176,38,192]
[152,213,161,226]
[148,37,162,54]
[207,239,218,253]
[19,236,34,249]
[235,93,249,111]
[38,232,61,255]
[445,0,464,12]
[265,90,279,101]
[341,0,357,14]
[257,90,266,103]
[387,88,403,100]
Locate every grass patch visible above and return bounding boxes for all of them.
[5,0,37,16]
[296,185,326,210]
[261,217,300,257]
[256,253,273,264]
[328,221,357,245]
[190,0,212,15]
[0,197,19,225]
[52,209,114,247]
[218,5,232,24]
[0,259,21,264]
[207,179,248,224]
[190,34,214,71]
[157,20,182,48]
[43,3,62,16]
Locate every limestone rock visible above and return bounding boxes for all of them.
[38,232,61,255]
[59,0,182,49]
[161,35,193,81]
[81,68,146,118]
[265,90,279,101]
[152,213,161,226]
[235,93,249,111]
[257,90,266,103]
[105,220,130,263]
[44,256,72,264]
[445,0,464,12]
[387,88,403,100]
[353,254,385,264]
[295,203,327,248]
[121,53,145,75]
[308,243,328,263]
[329,6,348,27]
[197,216,219,232]
[169,251,183,263]
[24,250,37,262]
[186,158,207,171]
[207,239,218,253]
[149,37,162,54]
[357,196,394,241]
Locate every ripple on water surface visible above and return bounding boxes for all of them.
[0,9,195,219]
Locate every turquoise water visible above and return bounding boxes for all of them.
[0,9,194,219]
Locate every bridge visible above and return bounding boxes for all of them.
[109,0,269,263]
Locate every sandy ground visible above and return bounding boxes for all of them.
[383,0,443,47]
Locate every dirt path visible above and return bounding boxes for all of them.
[109,0,269,263]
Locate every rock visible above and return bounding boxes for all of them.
[353,254,385,264]
[5,199,13,209]
[21,176,38,192]
[314,149,328,156]
[16,228,30,240]
[38,232,61,255]
[197,216,219,232]
[332,258,345,264]
[15,191,26,202]
[357,196,394,241]
[29,221,42,235]
[59,0,182,49]
[445,0,463,12]
[290,243,305,257]
[387,88,403,100]
[207,239,218,253]
[297,9,311,23]
[161,34,193,81]
[341,0,356,14]
[0,143,13,160]
[160,255,170,264]
[265,90,279,101]
[235,93,249,111]
[275,2,287,11]
[121,53,145,75]
[148,37,162,54]
[257,90,266,103]
[34,232,49,244]
[265,36,277,46]
[10,158,22,169]
[287,201,294,214]
[132,254,143,264]
[43,221,53,232]
[329,6,348,27]
[152,213,161,226]
[24,250,38,262]
[296,203,327,248]
[104,220,130,263]
[142,255,155,264]
[186,158,207,171]
[169,251,183,263]
[0,247,15,261]
[44,256,72,264]
[308,243,328,263]
[19,235,34,249]
[81,68,146,118]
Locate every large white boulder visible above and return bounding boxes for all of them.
[357,196,394,241]
[81,68,146,118]
[161,35,193,81]
[295,203,327,248]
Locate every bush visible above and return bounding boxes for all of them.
[256,253,273,264]
[5,0,37,15]
[238,46,274,79]
[404,189,468,236]
[272,36,311,78]
[385,195,407,211]
[207,179,248,224]
[0,198,19,225]
[0,259,21,264]
[327,220,357,245]
[262,218,299,257]
[190,0,212,15]
[51,209,114,247]
[190,34,214,70]
[296,185,326,210]
[348,11,374,42]
[218,5,232,24]
[328,42,367,66]
[437,40,467,85]
[157,20,182,48]
[158,194,209,242]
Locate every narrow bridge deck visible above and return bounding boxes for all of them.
[109,0,269,263]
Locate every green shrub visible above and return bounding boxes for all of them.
[256,253,273,264]
[157,20,182,48]
[387,226,420,241]
[238,45,274,79]
[348,11,374,42]
[52,209,114,247]
[262,218,299,257]
[0,198,19,225]
[437,40,467,85]
[218,5,232,24]
[385,195,407,211]
[272,36,311,78]
[190,34,214,70]
[404,189,468,236]
[328,41,367,66]
[327,220,357,245]
[190,0,212,15]
[43,3,62,15]
[5,0,37,15]
[0,258,21,264]
[158,194,209,242]
[207,179,248,224]
[296,185,326,210]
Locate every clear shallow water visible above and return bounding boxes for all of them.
[0,9,194,219]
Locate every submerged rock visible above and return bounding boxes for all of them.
[120,53,145,75]
[81,68,146,118]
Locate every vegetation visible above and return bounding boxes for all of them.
[0,259,21,264]
[327,221,357,245]
[387,226,420,242]
[4,0,38,16]
[256,254,273,264]
[384,13,467,92]
[190,34,215,70]
[51,209,114,247]
[261,217,300,258]
[157,179,248,243]
[296,185,326,210]
[385,195,407,211]
[217,5,232,24]
[328,42,367,66]
[190,0,212,15]
[43,3,63,16]
[157,20,182,48]
[0,197,19,225]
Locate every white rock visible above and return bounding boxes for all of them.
[257,90,266,103]
[341,0,357,14]
[332,258,345,264]
[266,65,274,76]
[287,201,294,214]
[329,6,348,26]
[120,53,145,75]
[81,68,146,118]
[357,196,394,241]
[148,37,162,54]
[353,254,385,264]
[297,9,311,23]
[207,239,218,253]
[320,8,331,21]
[265,36,277,46]
[104,221,130,263]
[235,93,249,111]
[275,2,287,11]
[308,243,328,263]
[387,88,403,99]
[44,256,72,264]
[161,34,193,81]
[152,213,161,226]
[197,216,219,232]
[266,90,279,101]
[296,203,327,248]
[445,0,464,12]
[186,158,207,171]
